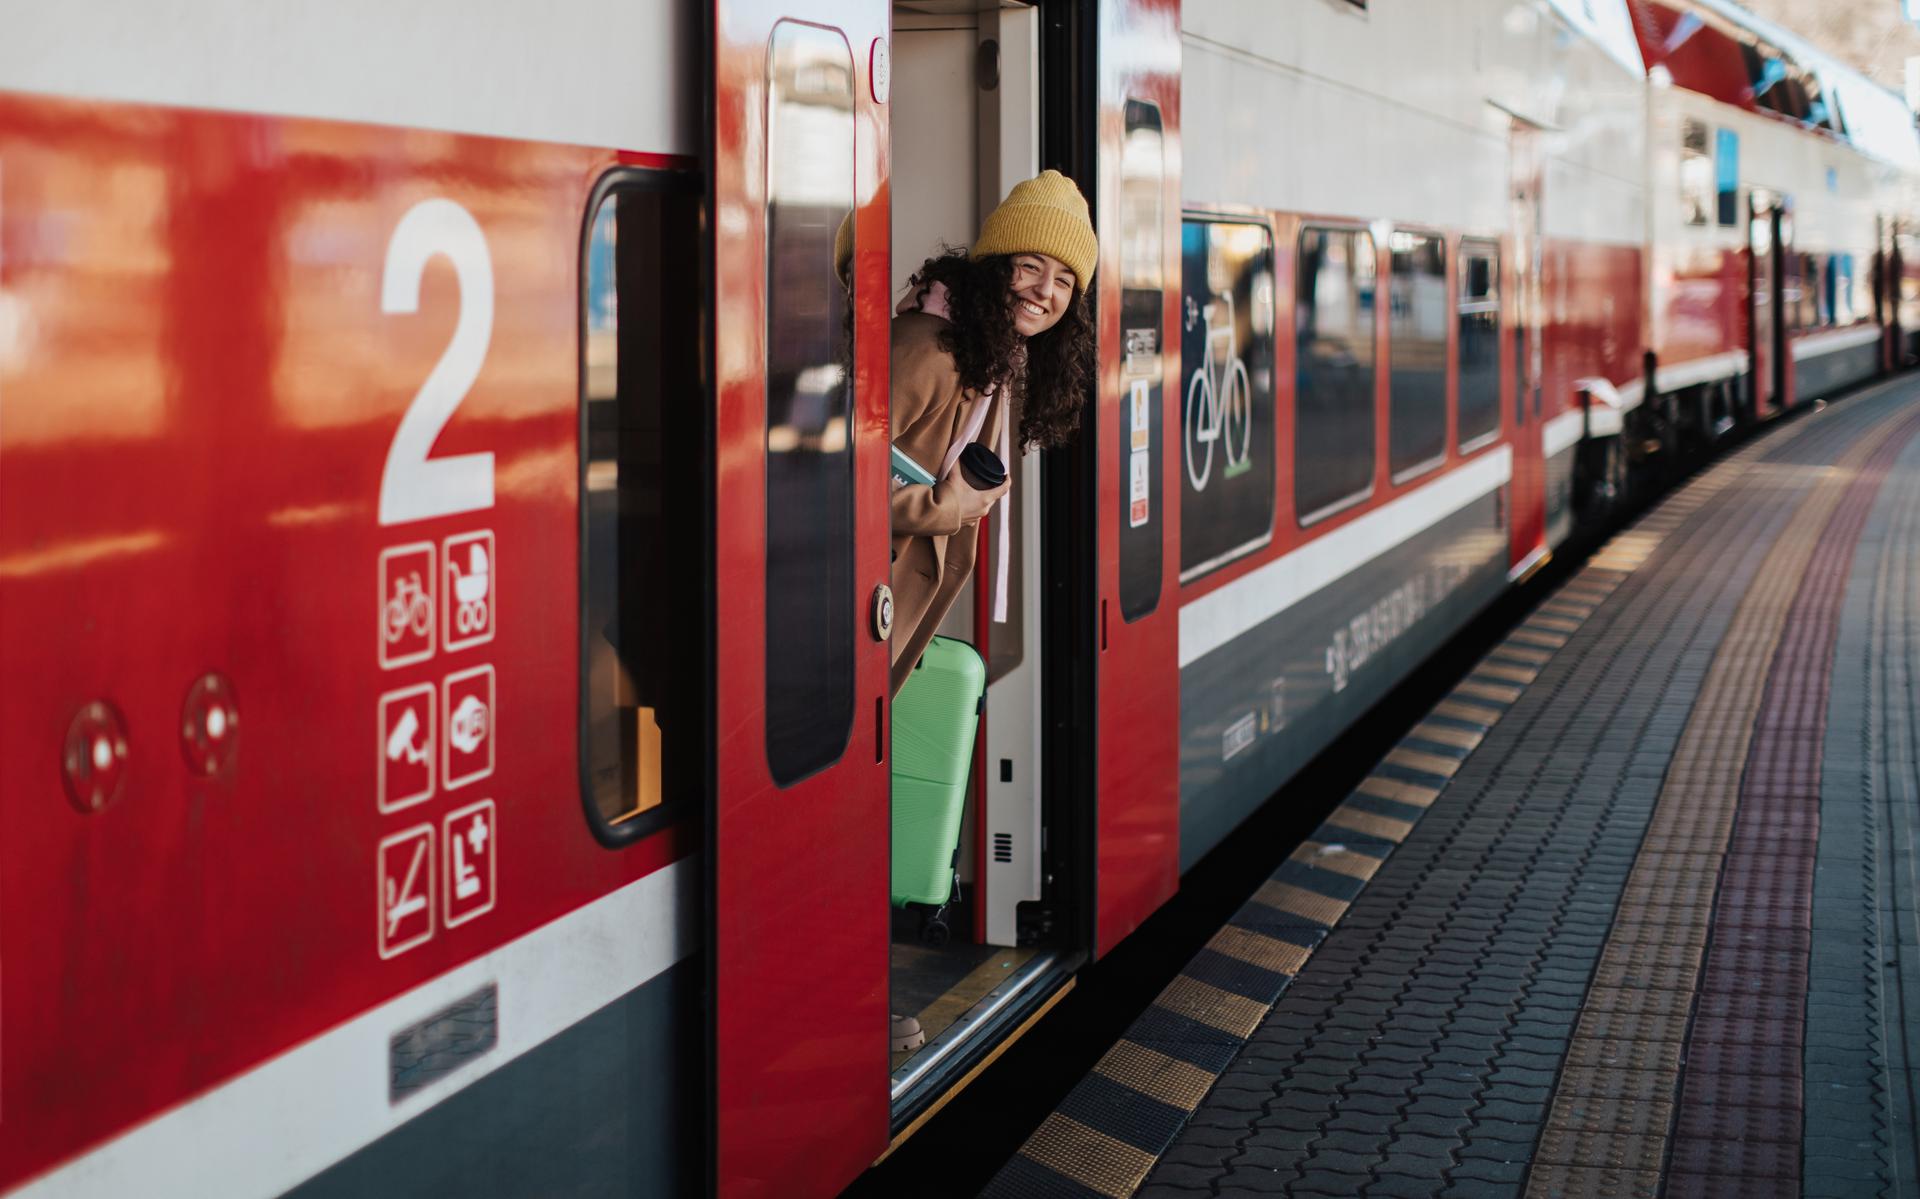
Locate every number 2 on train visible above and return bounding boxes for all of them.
[378,198,496,526]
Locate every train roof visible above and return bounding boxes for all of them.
[1636,0,1920,171]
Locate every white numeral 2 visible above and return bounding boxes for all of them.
[378,199,495,526]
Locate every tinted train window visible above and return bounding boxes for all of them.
[1180,217,1276,581]
[1715,129,1740,227]
[1295,226,1377,521]
[1388,231,1447,480]
[1119,98,1165,621]
[1681,119,1711,227]
[580,175,705,841]
[764,22,856,786]
[1457,241,1500,449]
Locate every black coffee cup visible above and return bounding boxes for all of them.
[959,443,1007,490]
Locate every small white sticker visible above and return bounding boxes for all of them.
[1222,712,1257,762]
[1130,380,1151,452]
[870,38,891,105]
[1129,449,1151,528]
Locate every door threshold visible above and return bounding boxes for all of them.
[890,949,1060,1102]
[879,960,1075,1160]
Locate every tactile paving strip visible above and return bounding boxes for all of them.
[981,392,1861,1199]
[1522,400,1920,1199]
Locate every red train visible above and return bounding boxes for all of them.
[0,1,1913,1196]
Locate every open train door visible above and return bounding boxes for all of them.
[1092,0,1183,956]
[707,1,895,1195]
[1748,190,1786,417]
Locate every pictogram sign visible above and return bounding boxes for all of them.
[379,543,436,668]
[378,824,436,959]
[443,799,497,928]
[442,530,495,651]
[378,683,435,813]
[442,665,495,789]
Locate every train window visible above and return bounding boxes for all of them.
[1119,98,1165,621]
[1715,129,1740,227]
[579,173,706,842]
[1179,216,1276,581]
[1295,226,1377,522]
[764,21,857,786]
[1457,241,1500,450]
[1834,254,1860,324]
[1681,120,1711,228]
[1388,231,1447,481]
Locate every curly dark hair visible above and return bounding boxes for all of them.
[903,249,1095,450]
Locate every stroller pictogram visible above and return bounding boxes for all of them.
[449,543,490,636]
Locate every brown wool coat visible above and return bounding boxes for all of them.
[889,311,1010,697]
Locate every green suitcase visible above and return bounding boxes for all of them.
[891,636,986,911]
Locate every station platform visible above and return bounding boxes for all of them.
[982,377,1920,1199]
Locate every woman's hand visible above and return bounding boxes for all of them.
[937,476,1010,525]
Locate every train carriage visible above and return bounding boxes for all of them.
[0,2,1915,1198]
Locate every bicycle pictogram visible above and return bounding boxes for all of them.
[384,573,433,644]
[1184,291,1254,492]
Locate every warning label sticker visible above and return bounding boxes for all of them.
[1129,449,1151,528]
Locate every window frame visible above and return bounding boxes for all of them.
[1294,222,1380,528]
[1385,225,1450,486]
[1455,236,1503,455]
[575,166,710,850]
[1177,208,1279,584]
[761,19,860,786]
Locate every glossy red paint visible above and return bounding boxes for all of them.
[1631,2,1756,112]
[0,92,690,1188]
[1656,245,1746,369]
[707,2,894,1197]
[1542,239,1647,418]
[1093,0,1183,957]
[1509,121,1547,569]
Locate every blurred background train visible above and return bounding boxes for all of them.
[0,0,1914,1195]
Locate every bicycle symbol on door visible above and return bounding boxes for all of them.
[1184,291,1253,492]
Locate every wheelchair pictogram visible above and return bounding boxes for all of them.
[1184,291,1254,492]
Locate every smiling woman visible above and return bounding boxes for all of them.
[886,170,1098,695]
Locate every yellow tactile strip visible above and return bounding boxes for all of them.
[1520,408,1917,1196]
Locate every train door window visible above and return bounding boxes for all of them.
[1179,216,1276,581]
[1295,226,1377,522]
[579,174,705,840]
[1681,119,1711,228]
[1119,98,1166,621]
[1387,230,1447,481]
[764,22,857,786]
[1835,253,1858,324]
[1715,129,1740,227]
[1457,240,1500,450]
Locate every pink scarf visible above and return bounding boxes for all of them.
[895,282,1012,624]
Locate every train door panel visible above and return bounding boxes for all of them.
[1508,120,1545,574]
[1094,0,1181,956]
[1749,191,1786,417]
[708,3,894,1196]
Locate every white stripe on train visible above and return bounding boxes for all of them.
[14,860,695,1199]
[1179,446,1514,669]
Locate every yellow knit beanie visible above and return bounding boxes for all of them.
[972,170,1097,293]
